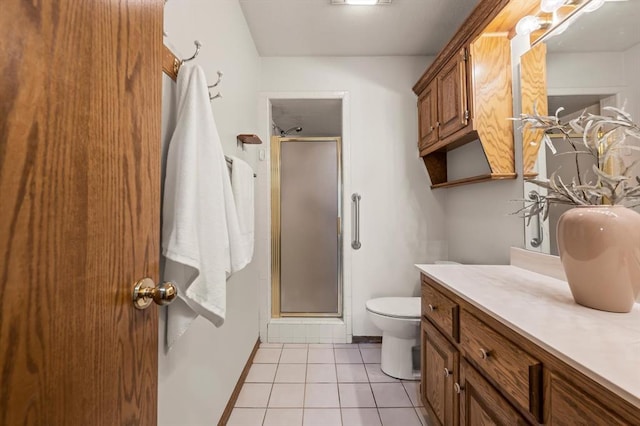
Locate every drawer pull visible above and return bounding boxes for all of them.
[454,383,464,394]
[443,368,452,378]
[428,304,437,312]
[480,348,491,360]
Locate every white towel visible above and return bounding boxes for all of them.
[162,63,234,348]
[228,156,255,270]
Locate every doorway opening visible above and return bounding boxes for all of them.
[270,99,343,318]
[271,136,343,317]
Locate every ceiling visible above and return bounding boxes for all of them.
[546,0,640,53]
[239,0,480,56]
[271,99,343,136]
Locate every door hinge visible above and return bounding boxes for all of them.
[464,110,470,120]
[462,48,469,62]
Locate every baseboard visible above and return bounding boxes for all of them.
[352,335,382,344]
[217,337,261,426]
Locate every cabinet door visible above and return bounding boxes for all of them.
[459,359,527,426]
[422,320,459,426]
[437,47,471,140]
[547,372,629,425]
[418,81,438,151]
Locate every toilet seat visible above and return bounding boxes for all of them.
[365,297,420,319]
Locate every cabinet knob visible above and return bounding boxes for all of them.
[428,304,436,312]
[443,368,452,378]
[429,126,434,131]
[454,383,464,394]
[436,122,441,127]
[480,348,491,360]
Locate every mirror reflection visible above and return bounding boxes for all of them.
[520,0,640,254]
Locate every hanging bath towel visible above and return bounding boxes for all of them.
[162,63,236,349]
[228,156,255,271]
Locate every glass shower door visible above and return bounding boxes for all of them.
[271,137,342,317]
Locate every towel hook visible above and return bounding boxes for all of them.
[182,40,202,64]
[208,71,224,89]
[209,91,222,101]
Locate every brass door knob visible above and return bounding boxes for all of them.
[133,277,178,310]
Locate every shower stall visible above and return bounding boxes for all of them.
[271,136,343,318]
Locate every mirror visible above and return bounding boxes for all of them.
[520,0,640,254]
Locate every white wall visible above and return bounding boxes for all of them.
[259,57,448,336]
[623,43,640,122]
[547,51,626,95]
[441,36,529,265]
[159,1,261,425]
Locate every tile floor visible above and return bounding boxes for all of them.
[228,343,430,426]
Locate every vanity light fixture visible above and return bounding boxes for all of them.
[583,0,606,12]
[540,0,567,13]
[331,0,392,5]
[516,15,549,35]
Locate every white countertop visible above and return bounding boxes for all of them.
[415,264,640,408]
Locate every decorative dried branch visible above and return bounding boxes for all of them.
[514,106,640,218]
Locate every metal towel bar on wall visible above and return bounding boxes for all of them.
[528,190,543,248]
[352,193,361,250]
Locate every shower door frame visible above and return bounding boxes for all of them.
[271,136,344,318]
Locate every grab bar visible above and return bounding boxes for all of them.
[528,190,543,248]
[351,193,362,250]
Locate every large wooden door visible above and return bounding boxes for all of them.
[0,1,162,425]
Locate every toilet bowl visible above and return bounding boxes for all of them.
[366,297,421,380]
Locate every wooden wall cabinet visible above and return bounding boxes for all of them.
[412,0,545,189]
[418,81,438,151]
[420,274,640,426]
[436,48,471,142]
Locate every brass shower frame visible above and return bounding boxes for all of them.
[271,136,343,318]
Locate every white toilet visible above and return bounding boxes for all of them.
[366,297,421,380]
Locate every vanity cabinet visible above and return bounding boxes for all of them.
[460,358,528,426]
[547,373,628,426]
[420,271,640,425]
[421,320,459,426]
[421,277,540,425]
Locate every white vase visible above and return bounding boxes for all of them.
[556,205,640,313]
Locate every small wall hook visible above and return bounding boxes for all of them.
[208,71,224,89]
[182,40,202,64]
[209,92,222,101]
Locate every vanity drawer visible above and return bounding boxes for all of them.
[459,309,542,421]
[421,281,459,342]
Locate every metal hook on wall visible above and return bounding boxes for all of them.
[208,71,224,89]
[181,40,202,64]
[209,92,222,101]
